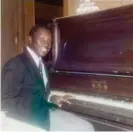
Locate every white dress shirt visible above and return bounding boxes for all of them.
[26,46,48,87]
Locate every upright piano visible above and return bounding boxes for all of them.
[47,4,133,131]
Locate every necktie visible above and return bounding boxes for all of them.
[39,59,43,77]
[39,60,47,93]
[39,59,48,88]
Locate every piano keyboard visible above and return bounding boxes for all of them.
[51,90,133,127]
[51,90,133,111]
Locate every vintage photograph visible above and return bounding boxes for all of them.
[1,0,133,131]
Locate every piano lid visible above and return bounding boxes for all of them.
[52,4,133,75]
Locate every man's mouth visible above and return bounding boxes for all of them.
[42,47,50,52]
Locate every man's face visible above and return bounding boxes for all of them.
[30,28,52,57]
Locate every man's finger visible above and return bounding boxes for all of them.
[59,99,71,104]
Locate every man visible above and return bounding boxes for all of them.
[1,25,94,131]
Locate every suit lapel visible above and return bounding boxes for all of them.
[19,49,44,87]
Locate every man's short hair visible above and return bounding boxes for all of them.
[29,25,50,38]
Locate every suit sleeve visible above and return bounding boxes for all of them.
[1,60,28,116]
[2,61,24,98]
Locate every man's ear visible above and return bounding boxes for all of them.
[28,36,32,44]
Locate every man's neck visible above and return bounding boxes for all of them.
[28,45,40,58]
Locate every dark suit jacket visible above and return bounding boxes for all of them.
[1,48,56,130]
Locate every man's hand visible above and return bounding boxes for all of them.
[50,94,74,108]
[57,94,74,107]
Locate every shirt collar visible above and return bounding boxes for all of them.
[26,46,41,67]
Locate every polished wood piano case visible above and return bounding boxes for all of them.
[48,4,133,130]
